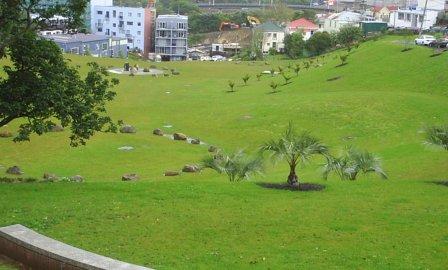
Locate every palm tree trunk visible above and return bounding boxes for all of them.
[287,164,299,187]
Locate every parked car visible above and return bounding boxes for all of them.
[415,35,436,45]
[211,55,226,62]
[429,37,448,48]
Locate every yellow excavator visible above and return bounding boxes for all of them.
[247,16,261,27]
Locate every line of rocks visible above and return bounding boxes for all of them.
[3,166,83,183]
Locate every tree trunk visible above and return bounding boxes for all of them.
[287,164,299,188]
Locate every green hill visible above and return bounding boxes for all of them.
[0,36,447,269]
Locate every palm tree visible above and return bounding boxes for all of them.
[270,68,276,77]
[228,81,235,92]
[323,146,387,180]
[202,150,264,182]
[242,74,250,85]
[261,123,328,187]
[424,125,448,150]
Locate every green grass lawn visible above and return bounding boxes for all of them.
[0,36,447,269]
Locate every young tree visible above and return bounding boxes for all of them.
[269,81,279,93]
[281,73,292,85]
[284,32,306,59]
[242,74,250,85]
[228,81,236,92]
[0,0,119,146]
[256,73,262,81]
[202,150,264,182]
[293,64,301,76]
[339,54,348,66]
[261,123,328,187]
[306,32,332,56]
[424,125,448,150]
[323,146,388,180]
[270,68,276,77]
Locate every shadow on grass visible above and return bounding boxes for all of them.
[327,76,342,82]
[401,48,413,52]
[335,63,348,68]
[431,180,448,187]
[267,91,281,95]
[430,52,444,57]
[256,182,325,192]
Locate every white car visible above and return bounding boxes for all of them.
[415,35,436,45]
[211,55,226,62]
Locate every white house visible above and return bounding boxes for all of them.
[90,0,156,56]
[322,11,363,32]
[256,22,285,53]
[388,0,444,30]
[286,18,319,41]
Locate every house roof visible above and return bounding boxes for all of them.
[373,5,398,12]
[41,34,110,44]
[256,21,284,32]
[331,11,362,22]
[288,18,318,31]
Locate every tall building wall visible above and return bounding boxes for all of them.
[143,7,156,58]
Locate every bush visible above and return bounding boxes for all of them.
[337,25,363,49]
[143,68,150,72]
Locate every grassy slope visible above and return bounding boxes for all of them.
[0,36,447,269]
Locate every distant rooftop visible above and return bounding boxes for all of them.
[157,14,188,20]
[256,21,284,32]
[41,33,110,43]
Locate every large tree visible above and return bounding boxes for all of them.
[284,32,305,59]
[0,0,119,146]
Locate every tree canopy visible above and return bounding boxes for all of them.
[0,0,119,146]
[284,32,306,59]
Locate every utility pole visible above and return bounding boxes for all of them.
[419,0,428,35]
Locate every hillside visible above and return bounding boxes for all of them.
[0,36,447,269]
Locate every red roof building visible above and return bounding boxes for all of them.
[287,18,318,40]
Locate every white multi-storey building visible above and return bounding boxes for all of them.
[389,0,444,30]
[155,15,188,61]
[90,0,156,57]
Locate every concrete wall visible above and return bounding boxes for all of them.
[0,224,151,270]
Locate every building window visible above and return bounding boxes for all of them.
[273,33,277,39]
[97,10,102,15]
[70,47,79,54]
[113,10,116,17]
[128,12,132,17]
[137,13,141,17]
[113,23,116,27]
[406,13,411,21]
[137,31,141,35]
[137,22,141,26]
[266,42,270,47]
[105,29,110,35]
[419,15,423,22]
[102,43,108,50]
[398,13,404,20]
[127,21,133,25]
[112,32,116,36]
[126,30,130,34]
[119,12,123,19]
[98,28,102,32]
[272,42,277,49]
[105,11,109,18]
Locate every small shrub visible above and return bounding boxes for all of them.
[293,64,300,76]
[270,68,276,77]
[143,68,150,72]
[256,74,262,81]
[424,125,448,150]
